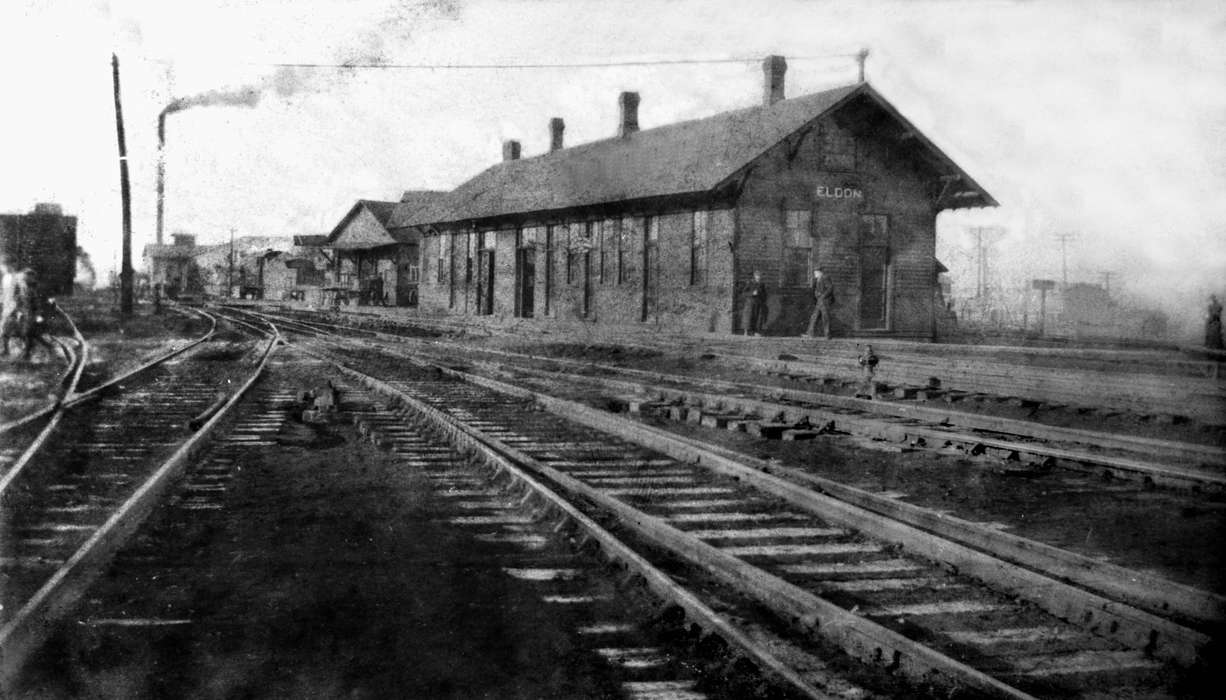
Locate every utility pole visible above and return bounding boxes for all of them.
[111,54,134,315]
[1053,233,1077,290]
[1099,270,1114,294]
[227,227,236,297]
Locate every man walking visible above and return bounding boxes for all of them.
[743,270,768,336]
[18,269,57,362]
[806,268,835,339]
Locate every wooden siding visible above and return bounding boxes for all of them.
[733,112,940,337]
[414,209,734,332]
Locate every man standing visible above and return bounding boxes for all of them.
[743,270,769,336]
[1207,295,1223,350]
[0,258,17,357]
[806,268,835,339]
[857,344,879,399]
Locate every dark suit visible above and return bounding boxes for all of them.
[806,276,835,338]
[743,279,768,335]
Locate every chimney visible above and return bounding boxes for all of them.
[549,117,565,152]
[618,91,640,137]
[502,139,521,161]
[763,55,787,106]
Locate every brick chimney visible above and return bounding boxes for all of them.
[763,55,787,106]
[618,92,640,137]
[502,140,521,161]
[549,117,565,152]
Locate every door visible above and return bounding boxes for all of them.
[641,217,659,322]
[396,246,417,306]
[858,214,890,329]
[516,246,535,318]
[477,249,495,315]
[544,226,554,316]
[582,250,592,317]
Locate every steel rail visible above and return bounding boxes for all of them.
[62,304,218,409]
[249,306,1224,486]
[239,307,1224,467]
[0,308,218,500]
[464,358,1226,492]
[262,316,1226,632]
[275,314,1222,489]
[425,358,1210,665]
[319,352,841,700]
[304,342,1040,700]
[459,358,1226,629]
[0,319,280,690]
[0,302,88,435]
[314,333,1212,660]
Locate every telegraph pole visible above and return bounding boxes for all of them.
[227,227,236,297]
[1053,233,1077,290]
[111,54,134,315]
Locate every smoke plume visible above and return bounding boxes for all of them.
[162,85,262,116]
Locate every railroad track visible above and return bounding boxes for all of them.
[251,304,1226,422]
[0,301,88,435]
[0,309,278,688]
[229,307,1226,490]
[272,319,1215,699]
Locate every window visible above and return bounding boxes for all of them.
[593,220,608,284]
[518,226,538,248]
[566,224,576,284]
[478,230,495,250]
[464,232,474,284]
[568,222,592,285]
[602,219,622,285]
[820,124,856,171]
[690,210,708,286]
[545,224,556,314]
[436,234,447,285]
[406,263,420,283]
[783,208,812,287]
[645,215,659,245]
[617,217,630,284]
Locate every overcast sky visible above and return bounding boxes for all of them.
[2,0,1223,337]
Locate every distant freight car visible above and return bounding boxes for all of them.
[0,203,78,296]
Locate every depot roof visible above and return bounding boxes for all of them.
[390,82,995,229]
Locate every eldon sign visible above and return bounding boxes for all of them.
[816,185,863,200]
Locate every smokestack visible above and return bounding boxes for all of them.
[156,110,167,245]
[502,140,521,161]
[618,92,639,137]
[549,117,565,152]
[763,55,787,106]
[156,87,260,246]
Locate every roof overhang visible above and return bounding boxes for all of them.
[855,85,998,210]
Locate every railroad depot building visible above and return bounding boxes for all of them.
[327,192,444,307]
[393,56,995,338]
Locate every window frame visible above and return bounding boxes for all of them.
[690,210,709,287]
[783,208,813,287]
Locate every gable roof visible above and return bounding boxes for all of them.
[393,82,995,229]
[327,199,402,249]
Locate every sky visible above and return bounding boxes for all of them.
[2,0,1224,338]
